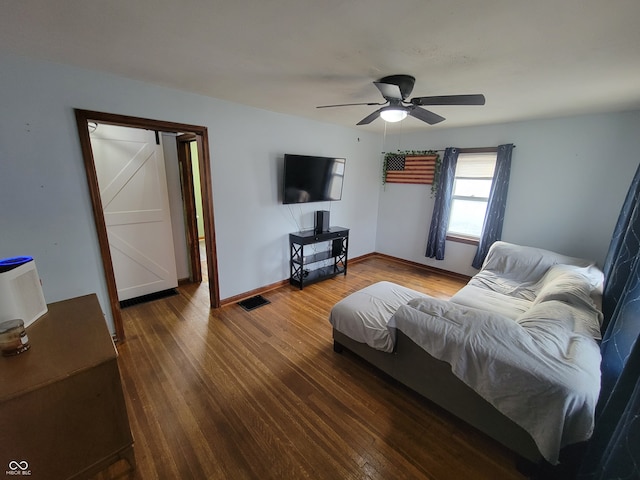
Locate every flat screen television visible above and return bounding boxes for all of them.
[283,154,346,204]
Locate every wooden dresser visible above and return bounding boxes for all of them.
[0,294,134,479]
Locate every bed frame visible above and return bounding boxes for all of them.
[332,328,543,464]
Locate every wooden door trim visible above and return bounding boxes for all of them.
[176,135,202,283]
[74,109,220,342]
[195,134,219,308]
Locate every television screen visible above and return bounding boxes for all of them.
[283,154,345,204]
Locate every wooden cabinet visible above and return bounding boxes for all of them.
[0,294,134,479]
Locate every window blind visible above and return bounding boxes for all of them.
[455,153,497,178]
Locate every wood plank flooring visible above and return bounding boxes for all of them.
[93,256,528,480]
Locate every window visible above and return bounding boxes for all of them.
[447,151,498,240]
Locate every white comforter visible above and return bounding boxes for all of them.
[329,281,431,352]
[388,293,601,464]
[387,244,604,465]
[330,242,604,464]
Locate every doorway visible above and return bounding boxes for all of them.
[75,110,220,342]
[176,134,206,283]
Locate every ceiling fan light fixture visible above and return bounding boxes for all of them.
[380,107,408,123]
[316,74,484,126]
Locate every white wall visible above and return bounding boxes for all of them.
[0,53,381,333]
[376,111,640,275]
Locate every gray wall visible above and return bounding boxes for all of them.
[0,53,381,332]
[376,111,640,275]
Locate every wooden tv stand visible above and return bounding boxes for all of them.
[0,294,134,479]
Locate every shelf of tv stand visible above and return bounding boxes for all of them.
[289,226,349,290]
[292,250,334,265]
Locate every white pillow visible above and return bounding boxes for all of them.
[518,299,602,340]
[534,264,603,311]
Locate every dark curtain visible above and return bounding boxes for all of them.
[599,163,640,407]
[578,163,640,479]
[425,147,458,260]
[579,315,640,479]
[471,143,514,269]
[601,162,640,332]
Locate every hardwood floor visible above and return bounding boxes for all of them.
[93,256,527,480]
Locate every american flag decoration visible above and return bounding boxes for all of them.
[384,153,438,185]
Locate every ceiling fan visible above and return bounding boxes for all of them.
[316,74,485,126]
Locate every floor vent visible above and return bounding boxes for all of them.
[238,295,270,311]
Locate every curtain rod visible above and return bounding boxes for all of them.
[423,145,516,153]
[382,145,516,154]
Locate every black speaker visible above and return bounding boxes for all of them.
[314,210,329,233]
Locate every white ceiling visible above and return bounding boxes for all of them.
[3,0,640,132]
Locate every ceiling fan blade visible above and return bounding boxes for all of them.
[408,106,446,125]
[374,82,403,101]
[410,94,486,106]
[356,108,385,125]
[316,101,385,109]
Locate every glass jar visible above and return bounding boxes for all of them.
[0,319,30,356]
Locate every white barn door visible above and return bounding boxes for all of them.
[90,124,178,301]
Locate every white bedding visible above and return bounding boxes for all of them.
[388,295,602,464]
[329,281,429,352]
[450,284,532,319]
[329,242,604,464]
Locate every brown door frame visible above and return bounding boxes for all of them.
[74,109,220,342]
[176,133,202,283]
